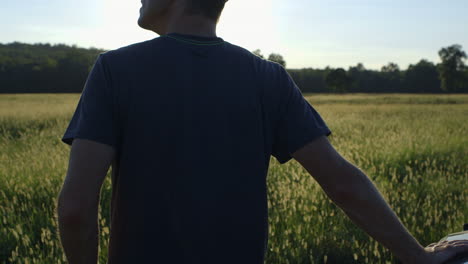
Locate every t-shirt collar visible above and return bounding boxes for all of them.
[162,32,224,45]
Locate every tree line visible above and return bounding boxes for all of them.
[0,42,467,93]
[0,42,102,93]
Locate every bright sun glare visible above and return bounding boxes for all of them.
[98,0,277,54]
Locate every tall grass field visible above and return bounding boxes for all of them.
[0,93,467,263]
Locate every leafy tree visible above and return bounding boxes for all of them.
[380,62,402,92]
[405,59,441,93]
[348,63,366,92]
[252,49,264,59]
[325,68,351,93]
[251,50,287,68]
[438,44,467,92]
[267,53,286,68]
[352,63,366,72]
[288,68,328,93]
[381,62,400,73]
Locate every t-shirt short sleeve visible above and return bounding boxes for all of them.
[270,64,331,164]
[61,54,119,149]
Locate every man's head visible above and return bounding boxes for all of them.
[138,0,227,35]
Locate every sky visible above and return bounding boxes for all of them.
[1,0,467,69]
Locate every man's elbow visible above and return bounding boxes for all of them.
[330,167,373,208]
[57,192,95,225]
[57,198,80,224]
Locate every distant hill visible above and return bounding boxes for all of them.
[1,42,467,93]
[0,42,104,93]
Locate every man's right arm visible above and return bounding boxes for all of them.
[291,135,429,263]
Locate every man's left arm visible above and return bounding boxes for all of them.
[57,138,116,264]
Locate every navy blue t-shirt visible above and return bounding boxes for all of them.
[61,32,331,264]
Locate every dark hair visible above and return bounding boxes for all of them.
[185,0,228,22]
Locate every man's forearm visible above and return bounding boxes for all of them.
[329,164,426,263]
[57,201,99,264]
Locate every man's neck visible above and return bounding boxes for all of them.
[164,14,218,38]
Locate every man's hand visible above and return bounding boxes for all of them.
[418,240,468,264]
